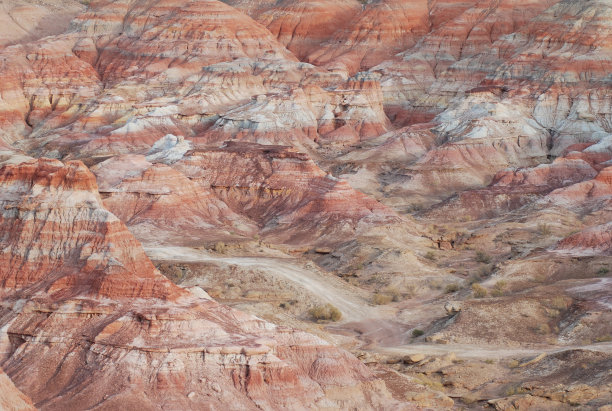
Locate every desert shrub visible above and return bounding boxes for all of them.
[424,251,437,261]
[214,241,226,253]
[472,283,487,298]
[507,359,520,369]
[479,265,494,278]
[412,329,424,338]
[429,279,444,290]
[537,223,552,236]
[597,267,610,276]
[461,394,478,404]
[372,293,393,305]
[536,323,550,334]
[491,280,506,297]
[595,335,612,343]
[309,304,342,322]
[505,385,528,396]
[413,373,443,389]
[445,283,460,294]
[475,251,491,264]
[547,296,568,311]
[404,284,417,298]
[384,287,402,302]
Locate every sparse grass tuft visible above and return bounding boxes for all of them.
[424,251,437,261]
[507,359,520,369]
[383,286,402,302]
[413,373,443,389]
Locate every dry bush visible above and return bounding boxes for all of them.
[475,251,491,264]
[309,304,342,322]
[214,241,226,253]
[537,223,552,236]
[472,283,487,298]
[372,293,393,305]
[445,283,460,294]
[383,286,402,301]
[536,323,551,334]
[412,329,424,338]
[491,280,506,297]
[546,296,569,311]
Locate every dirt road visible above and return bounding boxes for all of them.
[145,246,386,322]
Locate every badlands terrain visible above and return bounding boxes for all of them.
[0,0,611,409]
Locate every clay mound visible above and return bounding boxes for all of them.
[0,157,181,299]
[0,158,400,409]
[377,0,557,125]
[427,158,598,220]
[306,0,430,74]
[0,36,102,144]
[173,141,401,245]
[88,0,297,84]
[200,75,391,148]
[556,222,612,256]
[547,166,612,205]
[257,0,362,60]
[92,153,257,246]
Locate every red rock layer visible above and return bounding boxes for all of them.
[257,0,362,60]
[0,158,400,409]
[0,37,102,144]
[174,141,401,245]
[88,0,297,84]
[377,0,558,125]
[427,158,598,220]
[556,222,612,256]
[93,155,257,245]
[0,158,180,299]
[307,0,430,74]
[547,166,612,205]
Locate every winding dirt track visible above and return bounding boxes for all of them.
[146,246,612,360]
[378,342,612,360]
[145,246,385,322]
